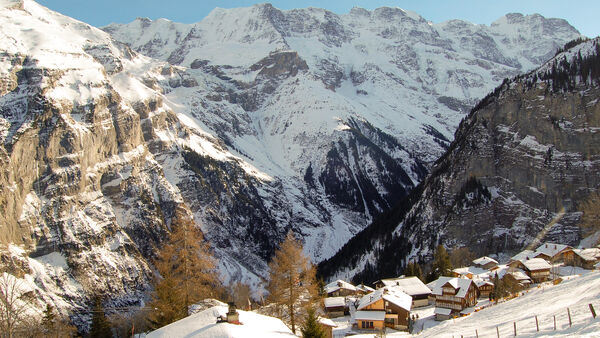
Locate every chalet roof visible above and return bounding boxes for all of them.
[355,284,375,293]
[386,276,431,296]
[324,280,357,294]
[355,310,385,321]
[318,317,337,327]
[324,297,346,308]
[572,248,600,261]
[509,270,532,282]
[511,250,535,262]
[535,243,571,258]
[431,277,474,298]
[434,307,452,316]
[357,287,412,312]
[452,266,489,278]
[473,256,498,267]
[522,258,551,271]
[474,279,493,287]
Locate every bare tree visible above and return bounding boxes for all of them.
[231,281,251,310]
[579,192,600,243]
[266,231,317,334]
[0,273,31,338]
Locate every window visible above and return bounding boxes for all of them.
[369,321,374,328]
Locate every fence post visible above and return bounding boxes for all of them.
[568,308,572,327]
[554,315,556,330]
[590,304,597,318]
[535,315,539,331]
[476,329,479,338]
[496,326,500,338]
[514,321,517,336]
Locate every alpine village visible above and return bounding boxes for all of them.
[1,0,600,337]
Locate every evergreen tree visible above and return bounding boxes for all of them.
[404,261,423,281]
[300,308,325,338]
[89,296,111,338]
[148,209,218,329]
[427,245,452,282]
[267,231,318,334]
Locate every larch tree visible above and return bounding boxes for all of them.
[266,231,317,334]
[148,210,218,329]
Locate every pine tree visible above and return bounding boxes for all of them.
[300,308,325,338]
[267,231,318,334]
[89,296,111,338]
[428,245,452,282]
[404,261,423,281]
[148,209,218,329]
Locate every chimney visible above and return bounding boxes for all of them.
[226,302,240,324]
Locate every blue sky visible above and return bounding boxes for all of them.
[37,0,600,38]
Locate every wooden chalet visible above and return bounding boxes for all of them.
[511,258,551,283]
[356,287,412,331]
[475,280,494,298]
[318,317,337,338]
[430,277,478,320]
[323,297,346,318]
[382,276,432,308]
[533,243,572,262]
[472,256,498,270]
[502,270,532,291]
[562,248,600,269]
[324,280,357,297]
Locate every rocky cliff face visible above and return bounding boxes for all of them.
[320,38,600,283]
[0,0,583,329]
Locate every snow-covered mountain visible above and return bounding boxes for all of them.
[102,1,580,269]
[320,37,600,283]
[0,0,581,329]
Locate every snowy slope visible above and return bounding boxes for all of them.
[418,271,600,337]
[147,304,295,338]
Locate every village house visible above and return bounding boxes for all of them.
[510,258,552,283]
[562,248,600,269]
[533,243,572,262]
[356,287,412,331]
[318,317,337,338]
[502,270,532,291]
[323,297,346,318]
[430,277,479,320]
[472,256,498,270]
[475,279,494,298]
[324,280,357,297]
[379,276,432,308]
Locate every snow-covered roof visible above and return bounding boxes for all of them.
[511,250,535,262]
[324,297,346,308]
[522,258,551,271]
[318,317,337,327]
[573,248,600,261]
[355,284,375,293]
[475,279,493,287]
[453,266,489,278]
[535,243,571,258]
[354,310,386,321]
[431,277,474,298]
[473,256,498,267]
[386,276,432,296]
[434,307,452,316]
[509,270,532,282]
[324,279,357,294]
[357,287,412,312]
[147,305,295,337]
